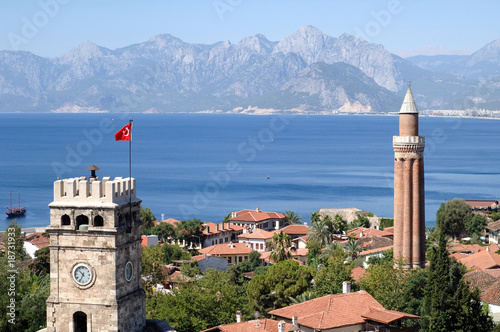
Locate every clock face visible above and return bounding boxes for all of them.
[73,264,92,286]
[125,261,133,281]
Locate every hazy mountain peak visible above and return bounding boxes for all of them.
[147,34,185,48]
[238,34,274,55]
[273,25,334,62]
[468,38,500,66]
[59,40,109,63]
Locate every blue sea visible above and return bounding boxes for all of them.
[1,113,499,231]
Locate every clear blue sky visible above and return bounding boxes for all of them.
[1,0,499,57]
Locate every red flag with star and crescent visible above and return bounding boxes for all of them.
[115,123,132,141]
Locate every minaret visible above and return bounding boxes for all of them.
[393,84,425,269]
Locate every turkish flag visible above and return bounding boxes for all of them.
[115,123,132,141]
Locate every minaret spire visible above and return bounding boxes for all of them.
[393,83,426,269]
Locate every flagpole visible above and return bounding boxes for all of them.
[129,117,133,233]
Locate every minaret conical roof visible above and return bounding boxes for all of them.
[399,84,418,114]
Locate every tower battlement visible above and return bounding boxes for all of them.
[52,176,136,205]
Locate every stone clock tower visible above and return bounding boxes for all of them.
[45,168,146,331]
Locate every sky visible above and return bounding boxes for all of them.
[0,0,499,58]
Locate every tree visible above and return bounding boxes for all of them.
[140,205,157,230]
[268,231,295,263]
[379,218,394,230]
[313,249,353,297]
[285,210,302,225]
[343,236,362,260]
[333,214,347,234]
[421,230,493,331]
[151,222,177,243]
[359,260,406,310]
[162,243,190,265]
[305,240,322,266]
[142,244,168,286]
[307,215,334,246]
[289,290,317,304]
[147,269,247,332]
[247,260,315,315]
[175,219,204,248]
[310,211,320,224]
[436,198,472,239]
[466,214,488,237]
[319,242,341,261]
[29,246,50,276]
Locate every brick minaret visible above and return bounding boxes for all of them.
[393,84,425,269]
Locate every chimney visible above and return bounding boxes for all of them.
[229,242,234,248]
[292,316,298,326]
[227,222,231,229]
[278,321,285,332]
[236,311,242,323]
[256,207,260,212]
[216,224,219,232]
[487,246,490,252]
[231,211,237,218]
[246,242,251,248]
[360,231,364,238]
[221,223,224,230]
[343,281,351,294]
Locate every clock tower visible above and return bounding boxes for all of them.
[45,168,146,331]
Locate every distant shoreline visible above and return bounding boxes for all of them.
[1,111,500,121]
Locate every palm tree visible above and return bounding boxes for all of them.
[269,231,295,263]
[319,242,341,261]
[307,215,334,246]
[285,210,302,225]
[310,211,320,224]
[343,237,362,260]
[289,290,317,304]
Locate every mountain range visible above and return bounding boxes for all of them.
[1,26,500,113]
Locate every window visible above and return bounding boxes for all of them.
[61,214,71,226]
[94,215,104,227]
[239,256,243,263]
[76,215,89,230]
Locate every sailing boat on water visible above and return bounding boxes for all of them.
[5,191,26,217]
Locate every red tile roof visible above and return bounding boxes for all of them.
[199,242,253,256]
[202,319,293,332]
[24,232,50,249]
[359,245,393,257]
[238,228,275,240]
[361,307,420,324]
[458,250,500,270]
[450,243,499,254]
[270,291,385,330]
[351,266,366,283]
[275,225,310,235]
[487,220,500,232]
[348,227,393,239]
[229,209,286,223]
[155,218,181,226]
[383,226,395,234]
[480,279,500,306]
[465,200,499,210]
[203,222,244,235]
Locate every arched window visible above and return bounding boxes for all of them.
[61,214,71,226]
[94,215,104,227]
[73,311,87,332]
[76,215,89,230]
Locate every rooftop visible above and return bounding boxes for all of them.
[229,208,286,223]
[270,291,384,330]
[199,242,253,256]
[238,228,275,240]
[457,250,500,270]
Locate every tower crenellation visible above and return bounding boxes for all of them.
[52,176,137,204]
